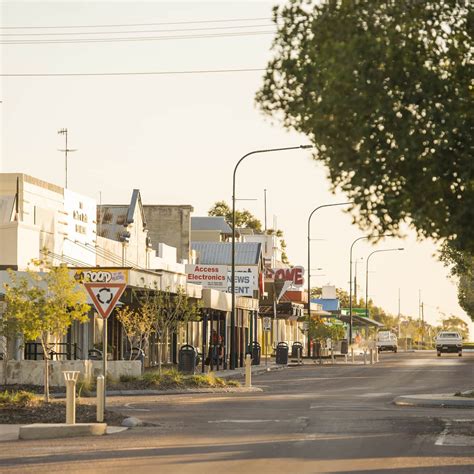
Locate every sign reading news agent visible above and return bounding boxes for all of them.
[226,266,258,296]
[185,264,227,289]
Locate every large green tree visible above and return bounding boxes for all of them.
[257,0,473,252]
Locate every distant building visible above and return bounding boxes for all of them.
[191,216,233,243]
[144,205,193,263]
[0,173,97,270]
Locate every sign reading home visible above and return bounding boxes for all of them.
[185,264,227,289]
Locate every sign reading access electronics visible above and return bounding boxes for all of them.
[185,264,227,289]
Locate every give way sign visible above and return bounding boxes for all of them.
[84,282,126,319]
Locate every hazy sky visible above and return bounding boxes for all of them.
[1,1,472,336]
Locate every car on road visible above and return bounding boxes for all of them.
[377,331,398,353]
[435,331,463,357]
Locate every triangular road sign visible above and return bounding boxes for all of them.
[84,282,126,319]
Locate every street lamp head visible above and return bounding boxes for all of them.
[58,128,67,135]
[398,248,405,251]
[300,144,313,149]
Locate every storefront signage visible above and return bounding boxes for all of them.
[226,266,259,296]
[185,264,227,289]
[74,268,128,284]
[272,266,305,286]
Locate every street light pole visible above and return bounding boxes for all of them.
[231,145,312,370]
[349,234,393,344]
[365,248,404,317]
[307,202,352,357]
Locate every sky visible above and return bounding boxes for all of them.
[1,0,472,336]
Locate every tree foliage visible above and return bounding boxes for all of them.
[116,304,154,361]
[257,0,473,252]
[3,264,90,401]
[440,244,474,322]
[208,200,263,232]
[138,286,201,373]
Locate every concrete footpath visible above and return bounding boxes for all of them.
[394,393,474,408]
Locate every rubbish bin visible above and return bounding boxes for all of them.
[340,339,349,355]
[249,341,261,366]
[178,344,197,374]
[291,342,303,360]
[276,342,289,365]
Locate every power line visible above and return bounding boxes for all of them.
[0,67,266,77]
[0,16,272,30]
[0,23,274,37]
[1,30,274,45]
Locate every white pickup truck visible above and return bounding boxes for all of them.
[436,331,463,356]
[377,331,398,353]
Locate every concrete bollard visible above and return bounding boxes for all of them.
[344,354,348,363]
[330,347,335,364]
[376,349,379,363]
[363,350,367,365]
[96,375,105,422]
[245,354,252,388]
[370,348,374,365]
[351,347,355,363]
[63,371,80,425]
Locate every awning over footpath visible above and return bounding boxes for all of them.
[259,301,304,320]
[337,314,384,328]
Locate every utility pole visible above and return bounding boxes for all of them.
[421,301,425,349]
[397,288,401,338]
[264,189,267,232]
[58,128,77,189]
[418,289,421,350]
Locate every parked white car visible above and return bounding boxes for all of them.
[377,331,398,353]
[435,331,463,357]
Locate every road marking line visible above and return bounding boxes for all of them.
[435,426,450,446]
[208,419,283,423]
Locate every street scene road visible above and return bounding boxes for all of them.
[1,352,473,474]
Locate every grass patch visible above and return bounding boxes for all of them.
[119,374,140,383]
[226,380,241,387]
[140,369,236,389]
[455,390,474,398]
[143,368,186,388]
[0,390,37,409]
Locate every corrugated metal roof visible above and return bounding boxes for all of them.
[191,216,232,234]
[191,241,261,265]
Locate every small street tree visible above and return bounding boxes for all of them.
[115,304,154,361]
[0,305,19,386]
[3,264,90,401]
[140,286,201,374]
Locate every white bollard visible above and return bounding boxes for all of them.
[63,371,80,425]
[245,354,252,388]
[344,354,348,364]
[331,347,335,364]
[376,349,379,363]
[96,375,105,422]
[351,347,355,363]
[363,350,367,365]
[370,348,374,365]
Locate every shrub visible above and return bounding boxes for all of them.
[119,375,139,383]
[226,380,240,387]
[0,390,36,408]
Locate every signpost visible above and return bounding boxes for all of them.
[79,268,128,408]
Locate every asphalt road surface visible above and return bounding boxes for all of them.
[0,352,473,473]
